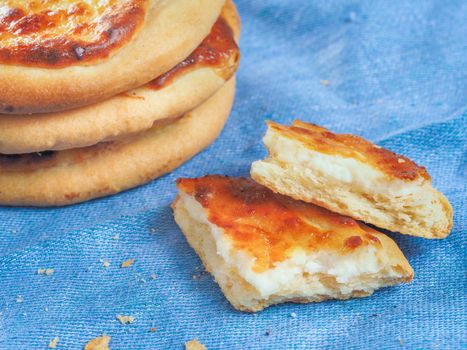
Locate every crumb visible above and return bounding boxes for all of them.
[84,335,111,350]
[398,336,404,346]
[112,234,120,240]
[290,312,297,318]
[185,339,207,350]
[38,268,54,276]
[121,259,134,268]
[102,261,110,268]
[16,295,24,303]
[320,79,330,87]
[48,337,59,348]
[149,327,157,332]
[116,315,135,324]
[45,307,49,312]
[150,273,157,280]
[150,228,157,234]
[374,145,382,149]
[398,158,406,164]
[192,275,198,280]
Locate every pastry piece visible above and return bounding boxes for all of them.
[173,176,413,312]
[251,121,452,239]
[0,1,240,154]
[0,79,235,207]
[0,0,225,114]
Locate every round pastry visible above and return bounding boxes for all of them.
[0,1,240,154]
[0,0,226,114]
[0,78,235,207]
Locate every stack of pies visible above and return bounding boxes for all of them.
[0,0,240,206]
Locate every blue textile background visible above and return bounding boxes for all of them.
[0,0,466,349]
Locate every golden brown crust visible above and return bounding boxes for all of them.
[148,12,239,90]
[173,176,414,312]
[0,78,235,206]
[0,0,226,114]
[251,120,453,238]
[0,1,240,154]
[0,0,147,67]
[269,120,430,181]
[176,176,413,277]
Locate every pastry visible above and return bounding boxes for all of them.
[0,0,225,114]
[173,175,413,312]
[0,1,240,154]
[0,79,235,206]
[251,121,453,238]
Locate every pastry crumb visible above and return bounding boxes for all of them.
[320,79,330,86]
[16,295,24,303]
[112,234,120,240]
[84,335,111,350]
[121,259,134,268]
[185,339,207,350]
[102,261,110,268]
[150,273,157,280]
[38,268,54,276]
[149,327,157,332]
[116,315,135,324]
[150,228,157,233]
[290,312,297,318]
[398,158,406,163]
[48,337,59,348]
[398,336,404,346]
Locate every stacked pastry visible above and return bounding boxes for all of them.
[0,0,240,206]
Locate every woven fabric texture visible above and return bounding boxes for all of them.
[0,0,465,349]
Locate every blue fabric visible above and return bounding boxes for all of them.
[1,0,466,348]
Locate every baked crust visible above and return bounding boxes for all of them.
[0,0,226,114]
[251,121,453,238]
[0,78,235,206]
[268,121,429,181]
[0,0,147,67]
[0,2,240,154]
[173,176,413,312]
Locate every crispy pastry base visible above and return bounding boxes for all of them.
[251,121,452,238]
[173,188,413,312]
[0,79,235,206]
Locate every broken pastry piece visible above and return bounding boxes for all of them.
[251,121,452,239]
[173,176,413,312]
